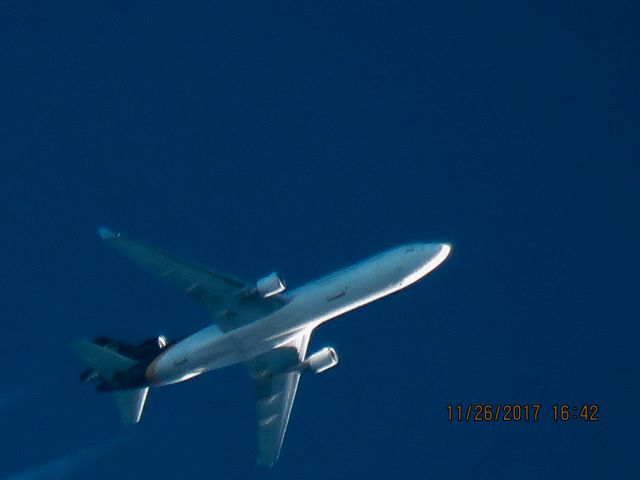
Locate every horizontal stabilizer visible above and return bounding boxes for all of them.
[114,388,149,425]
[72,339,136,381]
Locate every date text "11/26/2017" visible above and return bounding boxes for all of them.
[447,404,599,422]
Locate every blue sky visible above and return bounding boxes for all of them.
[1,1,638,478]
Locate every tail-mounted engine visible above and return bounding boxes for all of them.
[303,347,339,374]
[256,272,286,298]
[80,335,169,386]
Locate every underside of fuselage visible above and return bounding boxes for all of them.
[73,228,452,465]
[139,242,453,388]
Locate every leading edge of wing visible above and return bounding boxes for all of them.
[97,226,245,290]
[249,332,312,468]
[96,226,287,331]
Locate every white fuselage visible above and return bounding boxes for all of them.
[145,242,451,386]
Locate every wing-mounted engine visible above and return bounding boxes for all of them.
[256,272,286,298]
[303,347,339,374]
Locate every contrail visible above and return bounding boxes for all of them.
[3,440,123,480]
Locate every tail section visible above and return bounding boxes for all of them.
[72,339,136,381]
[114,388,149,425]
[72,339,150,425]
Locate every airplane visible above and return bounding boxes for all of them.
[73,227,452,467]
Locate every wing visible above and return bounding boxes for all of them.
[249,331,311,467]
[98,227,286,331]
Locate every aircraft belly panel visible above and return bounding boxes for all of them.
[147,247,446,387]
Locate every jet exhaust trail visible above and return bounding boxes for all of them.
[3,440,124,480]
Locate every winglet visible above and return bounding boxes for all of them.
[98,226,116,240]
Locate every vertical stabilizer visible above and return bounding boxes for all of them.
[114,388,149,425]
[72,339,150,425]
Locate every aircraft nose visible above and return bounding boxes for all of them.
[438,242,452,258]
[420,242,452,270]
